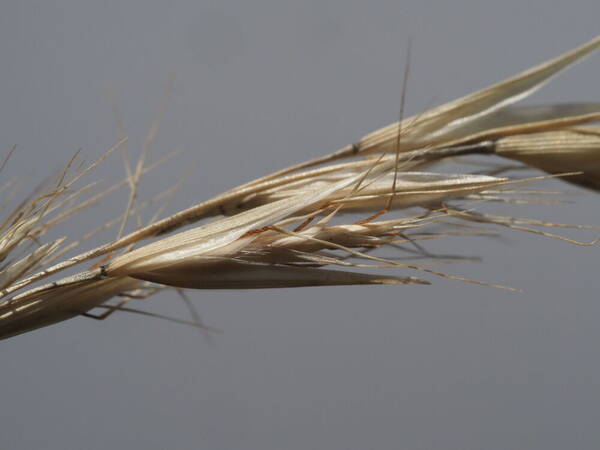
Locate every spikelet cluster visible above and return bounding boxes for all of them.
[1,36,600,340]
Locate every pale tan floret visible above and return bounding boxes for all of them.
[496,127,600,189]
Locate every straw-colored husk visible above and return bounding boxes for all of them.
[496,127,600,189]
[0,34,599,340]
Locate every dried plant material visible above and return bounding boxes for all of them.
[0,276,143,340]
[0,35,599,340]
[440,103,600,140]
[350,35,600,155]
[0,238,65,290]
[0,217,38,264]
[105,166,394,277]
[226,172,507,213]
[496,127,600,189]
[445,207,600,246]
[130,261,428,290]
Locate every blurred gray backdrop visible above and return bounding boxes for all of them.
[2,1,600,449]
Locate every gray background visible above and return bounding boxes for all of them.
[1,1,600,449]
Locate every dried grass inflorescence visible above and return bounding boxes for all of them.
[1,36,599,340]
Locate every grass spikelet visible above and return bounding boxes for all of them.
[0,35,599,340]
[495,126,600,189]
